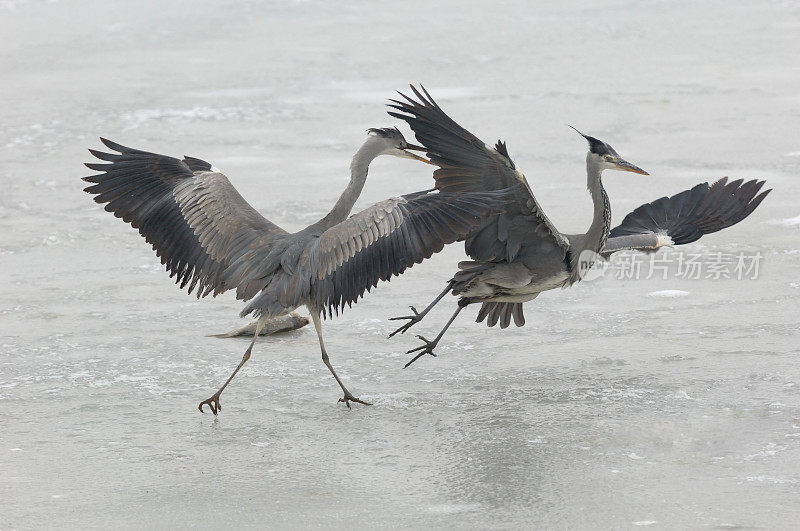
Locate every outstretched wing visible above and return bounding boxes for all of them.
[309,189,513,316]
[387,85,569,263]
[601,177,770,257]
[83,138,289,299]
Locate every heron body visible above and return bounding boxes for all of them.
[387,86,771,362]
[83,128,512,413]
[454,261,568,303]
[449,143,629,316]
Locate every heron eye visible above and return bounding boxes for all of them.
[603,155,612,161]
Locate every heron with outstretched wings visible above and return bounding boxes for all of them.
[84,129,512,413]
[387,86,770,366]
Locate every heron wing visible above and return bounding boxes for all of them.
[83,138,289,299]
[309,189,512,316]
[601,178,770,257]
[387,85,569,262]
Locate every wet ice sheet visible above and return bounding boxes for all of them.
[3,0,800,528]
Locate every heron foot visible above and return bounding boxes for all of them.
[388,306,423,337]
[338,393,372,409]
[198,393,222,415]
[403,335,439,368]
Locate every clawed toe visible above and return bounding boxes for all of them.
[198,395,222,415]
[388,306,422,337]
[338,394,372,409]
[403,335,439,368]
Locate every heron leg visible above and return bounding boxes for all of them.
[388,280,454,338]
[198,316,267,415]
[404,300,468,368]
[311,312,371,408]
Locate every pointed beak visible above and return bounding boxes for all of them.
[400,144,433,164]
[404,143,427,152]
[613,158,649,175]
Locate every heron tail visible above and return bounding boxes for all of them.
[476,302,525,328]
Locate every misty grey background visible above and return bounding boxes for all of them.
[2,0,800,529]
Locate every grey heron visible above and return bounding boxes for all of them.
[387,86,771,366]
[83,128,511,413]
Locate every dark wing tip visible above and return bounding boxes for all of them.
[99,137,118,150]
[99,137,141,154]
[494,140,515,168]
[84,162,111,171]
[610,177,771,244]
[182,155,214,172]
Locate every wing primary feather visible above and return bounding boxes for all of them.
[83,139,287,304]
[605,178,770,254]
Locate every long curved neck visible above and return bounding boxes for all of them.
[315,140,383,230]
[581,157,611,255]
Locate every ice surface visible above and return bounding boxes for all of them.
[647,290,690,298]
[2,0,800,528]
[770,215,800,228]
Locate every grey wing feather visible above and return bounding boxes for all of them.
[83,138,288,299]
[387,85,569,262]
[602,177,770,257]
[600,234,663,257]
[182,155,214,172]
[309,189,513,316]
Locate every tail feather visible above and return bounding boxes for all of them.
[476,302,525,328]
[476,302,493,323]
[499,305,512,328]
[512,303,525,326]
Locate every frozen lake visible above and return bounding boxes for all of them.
[2,0,800,528]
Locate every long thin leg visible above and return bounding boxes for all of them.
[310,312,371,408]
[198,316,268,415]
[404,301,469,368]
[388,280,454,337]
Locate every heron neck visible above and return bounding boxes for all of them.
[583,161,611,255]
[317,141,381,230]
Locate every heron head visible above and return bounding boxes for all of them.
[366,127,431,164]
[569,126,649,175]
